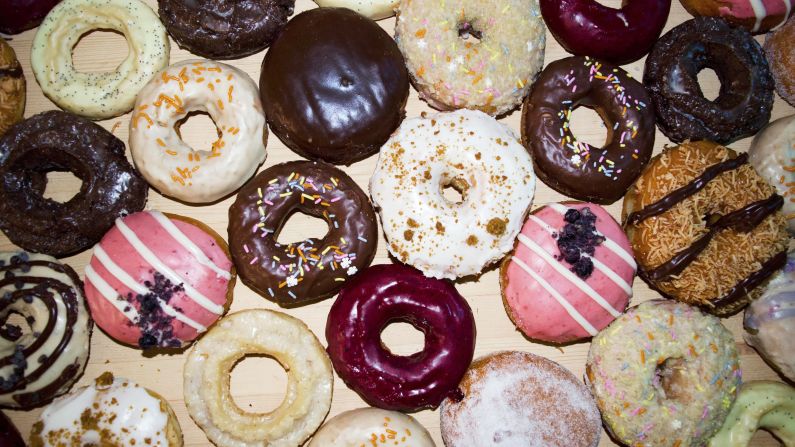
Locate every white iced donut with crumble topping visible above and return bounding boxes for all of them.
[370,109,535,279]
[130,59,267,204]
[308,408,436,447]
[313,0,399,20]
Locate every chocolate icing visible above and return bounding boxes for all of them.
[228,160,377,307]
[0,111,148,257]
[0,65,22,79]
[326,264,476,412]
[260,7,409,165]
[643,18,774,145]
[0,410,24,447]
[521,56,655,204]
[711,250,788,309]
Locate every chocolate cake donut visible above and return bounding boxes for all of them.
[0,40,24,137]
[644,18,774,145]
[0,111,148,257]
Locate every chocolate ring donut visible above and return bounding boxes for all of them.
[644,17,774,145]
[228,160,377,307]
[521,56,655,204]
[158,0,295,59]
[326,264,476,412]
[0,111,148,257]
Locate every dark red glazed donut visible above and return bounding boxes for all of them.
[540,0,671,64]
[326,264,476,412]
[0,0,61,35]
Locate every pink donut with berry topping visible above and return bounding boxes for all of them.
[84,211,235,349]
[500,202,636,344]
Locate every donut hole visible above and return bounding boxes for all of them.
[174,111,222,156]
[653,357,692,404]
[43,171,82,203]
[380,321,426,356]
[0,311,34,342]
[441,177,469,204]
[275,211,330,245]
[568,106,610,149]
[229,354,289,414]
[72,29,129,73]
[457,21,483,44]
[697,68,721,102]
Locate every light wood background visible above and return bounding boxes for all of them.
[2,0,793,445]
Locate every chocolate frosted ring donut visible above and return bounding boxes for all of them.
[522,56,655,204]
[644,17,774,145]
[326,264,476,412]
[0,111,148,257]
[228,160,377,307]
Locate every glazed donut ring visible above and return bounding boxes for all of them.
[130,60,267,203]
[708,381,795,447]
[31,0,170,120]
[183,309,332,447]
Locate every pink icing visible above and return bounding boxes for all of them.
[503,203,636,343]
[717,0,791,28]
[84,211,233,348]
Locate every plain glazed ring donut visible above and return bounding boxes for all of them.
[31,0,170,120]
[130,60,267,203]
[308,408,436,446]
[587,300,741,446]
[708,381,795,447]
[183,309,332,447]
[326,264,476,412]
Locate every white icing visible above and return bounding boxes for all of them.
[308,408,436,446]
[151,211,231,280]
[84,264,140,323]
[749,0,768,32]
[313,0,399,20]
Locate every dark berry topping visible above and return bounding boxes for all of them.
[126,272,184,350]
[555,207,604,280]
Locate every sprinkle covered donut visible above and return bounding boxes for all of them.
[748,115,795,233]
[370,110,536,279]
[395,0,546,116]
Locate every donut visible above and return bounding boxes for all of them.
[326,264,476,412]
[0,411,24,447]
[83,211,235,350]
[744,251,795,382]
[0,251,91,409]
[586,300,741,446]
[130,60,267,203]
[370,110,536,279]
[260,7,409,165]
[30,372,183,446]
[622,141,790,316]
[0,0,60,34]
[308,408,436,447]
[313,0,398,19]
[0,39,24,137]
[395,0,546,116]
[0,111,148,257]
[708,381,795,447]
[184,309,332,447]
[679,0,793,33]
[522,56,655,204]
[31,0,170,120]
[228,160,376,306]
[500,202,636,344]
[440,351,601,447]
[765,14,795,106]
[644,18,774,145]
[540,0,671,64]
[749,115,795,233]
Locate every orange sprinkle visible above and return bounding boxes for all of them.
[196,77,205,83]
[636,408,646,415]
[156,138,166,147]
[110,121,121,134]
[132,113,153,129]
[689,344,697,356]
[217,100,224,110]
[472,74,483,85]
[710,343,718,353]
[179,67,188,83]
[640,350,645,363]
[668,314,674,325]
[228,85,234,103]
[171,174,185,185]
[166,150,177,156]
[177,167,191,179]
[647,332,654,340]
[415,28,427,38]
[417,66,425,77]
[673,441,682,447]
[227,73,233,81]
[208,83,215,91]
[208,67,222,72]
[784,165,795,172]
[138,104,149,111]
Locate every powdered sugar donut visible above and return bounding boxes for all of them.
[370,110,536,279]
[501,202,636,344]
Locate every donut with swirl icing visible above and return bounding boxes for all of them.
[679,0,793,33]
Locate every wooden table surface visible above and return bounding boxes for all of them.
[2,0,792,445]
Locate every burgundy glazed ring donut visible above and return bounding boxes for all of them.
[540,0,671,64]
[326,264,476,412]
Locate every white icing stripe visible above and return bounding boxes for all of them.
[777,0,792,29]
[511,256,598,336]
[749,0,767,32]
[115,218,225,315]
[85,265,139,322]
[518,234,622,318]
[93,245,207,332]
[150,211,231,280]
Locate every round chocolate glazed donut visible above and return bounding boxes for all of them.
[326,264,476,412]
[228,160,377,307]
[644,17,775,145]
[522,56,655,204]
[158,0,295,59]
[0,111,148,257]
[540,0,671,64]
[260,7,409,165]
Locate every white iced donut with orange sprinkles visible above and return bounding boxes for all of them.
[129,59,267,203]
[308,408,436,447]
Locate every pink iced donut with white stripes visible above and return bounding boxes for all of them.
[500,202,636,344]
[680,0,793,33]
[84,211,235,349]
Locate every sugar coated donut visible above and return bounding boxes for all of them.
[370,110,535,279]
[765,15,795,107]
[30,372,183,446]
[130,60,266,203]
[441,351,601,447]
[395,0,546,116]
[314,0,398,19]
[749,115,795,233]
[0,411,24,447]
[308,408,436,447]
[623,141,790,316]
[326,264,476,412]
[680,0,793,33]
[708,381,795,446]
[586,300,741,446]
[501,202,636,344]
[184,309,332,447]
[83,211,235,350]
[0,251,91,409]
[0,40,25,137]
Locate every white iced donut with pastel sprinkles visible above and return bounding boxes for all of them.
[308,408,436,447]
[370,109,536,279]
[130,59,267,203]
[313,0,399,20]
[395,0,546,115]
[748,114,795,233]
